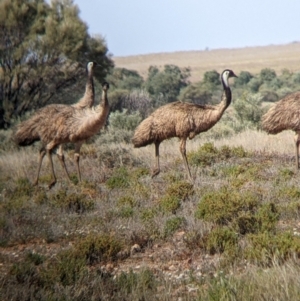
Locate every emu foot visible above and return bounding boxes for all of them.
[48,180,57,190]
[151,168,160,178]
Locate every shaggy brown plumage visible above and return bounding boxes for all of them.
[132,69,237,181]
[14,62,97,185]
[261,91,300,169]
[56,61,97,178]
[14,82,110,188]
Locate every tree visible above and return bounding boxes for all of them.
[203,70,220,87]
[106,67,144,91]
[233,92,264,127]
[144,64,190,103]
[234,71,253,86]
[0,0,113,128]
[260,68,277,82]
[179,83,213,105]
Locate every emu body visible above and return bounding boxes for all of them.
[132,69,237,181]
[261,91,300,169]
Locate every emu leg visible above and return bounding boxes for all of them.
[152,142,161,178]
[294,133,300,169]
[179,138,193,182]
[74,142,83,182]
[47,149,57,189]
[56,145,71,182]
[33,147,46,186]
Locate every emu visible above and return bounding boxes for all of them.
[132,69,237,181]
[14,81,110,188]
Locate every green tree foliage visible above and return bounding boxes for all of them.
[179,83,213,105]
[179,70,221,105]
[144,64,190,103]
[233,92,264,127]
[260,68,277,82]
[234,71,253,87]
[106,67,144,91]
[109,109,142,131]
[203,70,220,87]
[0,0,113,128]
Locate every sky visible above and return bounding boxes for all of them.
[73,0,300,57]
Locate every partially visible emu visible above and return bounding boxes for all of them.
[261,91,300,169]
[132,69,237,181]
[73,61,97,109]
[56,61,97,178]
[14,81,110,188]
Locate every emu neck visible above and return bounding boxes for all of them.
[85,72,95,104]
[223,87,232,110]
[220,80,232,111]
[101,90,108,107]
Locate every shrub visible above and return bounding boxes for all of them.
[196,186,278,235]
[75,233,123,265]
[118,206,134,218]
[246,232,300,266]
[233,93,264,127]
[42,249,87,287]
[165,180,194,200]
[159,195,180,214]
[9,252,45,285]
[106,166,130,189]
[205,226,239,255]
[50,190,95,213]
[140,208,158,222]
[188,142,218,167]
[109,109,142,131]
[116,268,157,297]
[164,217,185,237]
[196,187,259,226]
[188,143,248,167]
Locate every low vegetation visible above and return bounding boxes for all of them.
[1,119,300,300]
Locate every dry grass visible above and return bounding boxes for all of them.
[114,42,300,82]
[2,127,300,300]
[132,128,295,175]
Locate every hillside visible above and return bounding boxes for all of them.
[114,42,300,82]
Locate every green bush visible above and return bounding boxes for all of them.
[106,166,130,189]
[196,186,278,235]
[188,143,248,167]
[159,195,181,214]
[164,217,185,237]
[233,93,264,127]
[246,232,300,266]
[116,268,157,297]
[50,190,95,213]
[188,142,218,167]
[196,187,259,226]
[109,109,142,131]
[9,252,45,285]
[165,180,194,200]
[205,226,239,255]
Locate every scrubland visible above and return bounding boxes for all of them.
[1,114,300,300]
[2,42,300,300]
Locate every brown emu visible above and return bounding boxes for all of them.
[14,81,110,188]
[55,61,97,177]
[261,91,300,169]
[132,69,237,181]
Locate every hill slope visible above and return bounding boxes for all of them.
[114,42,300,82]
